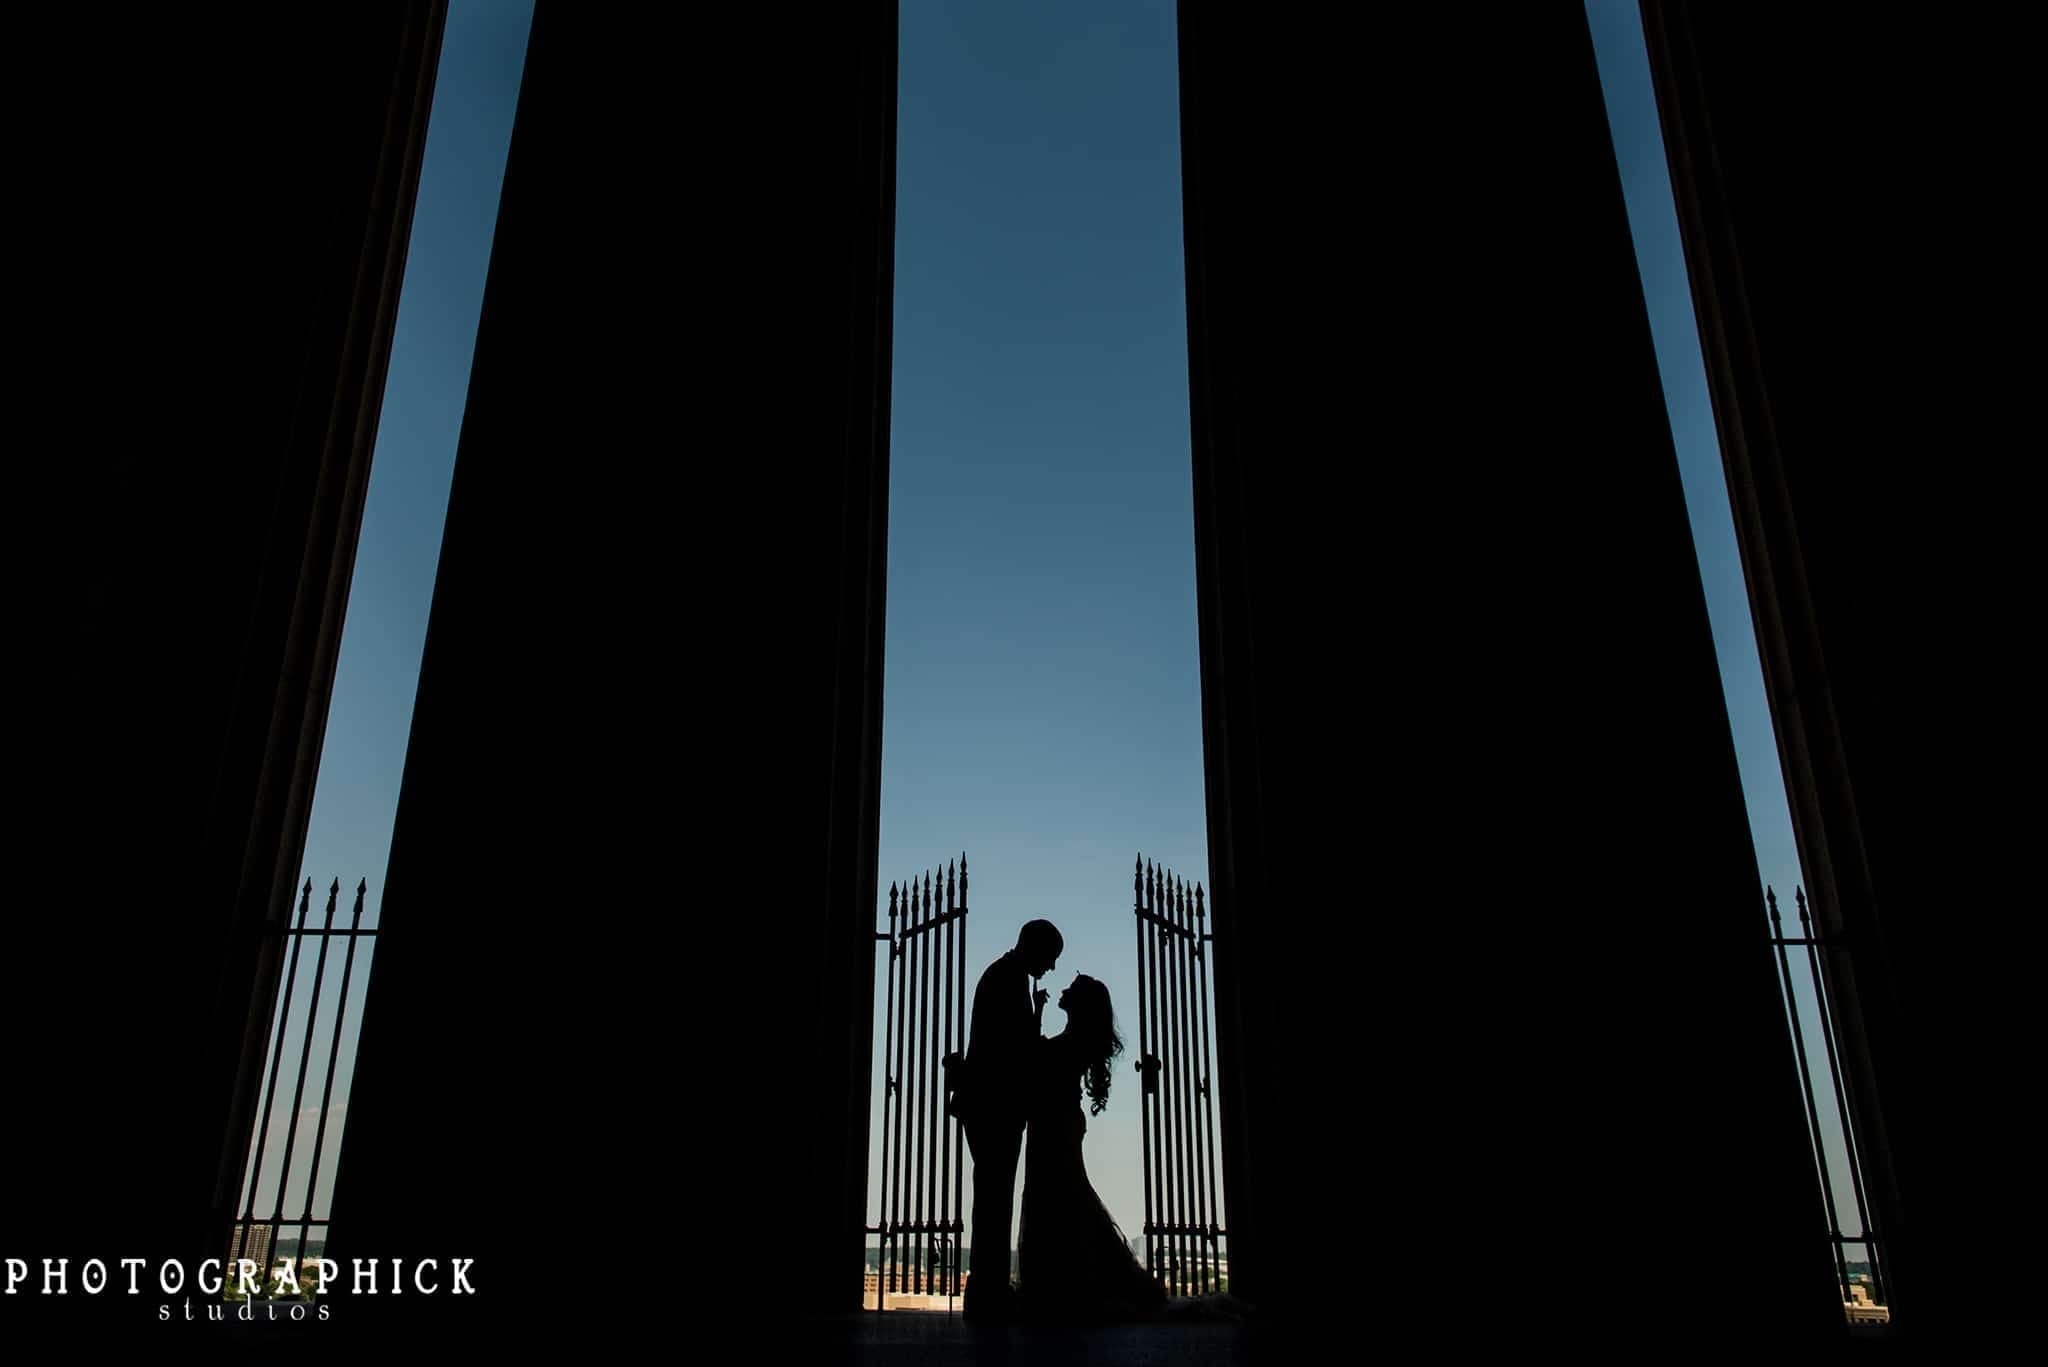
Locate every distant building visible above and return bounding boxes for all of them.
[863,1267,969,1311]
[1844,1282,1890,1325]
[227,1223,274,1275]
[865,1265,965,1293]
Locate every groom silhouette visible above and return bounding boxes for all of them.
[958,919,1062,1321]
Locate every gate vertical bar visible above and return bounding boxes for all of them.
[939,861,955,1299]
[923,871,939,1292]
[1142,862,1161,1279]
[1132,856,1155,1283]
[954,855,968,1297]
[1163,870,1175,1286]
[294,878,367,1267]
[264,877,342,1268]
[924,870,939,1293]
[1173,873,1192,1291]
[939,866,953,1298]
[909,874,923,1293]
[1173,875,1201,1296]
[910,873,930,1292]
[1154,862,1179,1291]
[1160,873,1179,1291]
[924,870,943,1294]
[1152,860,1174,1286]
[1195,882,1221,1293]
[1800,887,1886,1305]
[1140,861,1156,1278]
[1154,864,1175,1290]
[1180,876,1206,1293]
[1187,877,1196,1295]
[238,880,315,1256]
[873,884,898,1311]
[1179,877,1196,1295]
[891,876,911,1294]
[276,884,336,1280]
[914,871,928,1290]
[1768,886,1852,1302]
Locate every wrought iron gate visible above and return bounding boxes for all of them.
[1133,855,1226,1295]
[868,856,968,1311]
[1764,885,1890,1320]
[230,876,375,1293]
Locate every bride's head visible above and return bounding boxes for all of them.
[1057,974,1124,1115]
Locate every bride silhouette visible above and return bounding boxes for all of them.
[1014,974,1168,1322]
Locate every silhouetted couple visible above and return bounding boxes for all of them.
[949,920,1166,1324]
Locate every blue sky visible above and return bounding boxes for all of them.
[868,0,1205,1254]
[1583,0,1805,904]
[296,2,533,919]
[270,0,1861,1265]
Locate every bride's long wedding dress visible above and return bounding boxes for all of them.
[1014,1031,1168,1322]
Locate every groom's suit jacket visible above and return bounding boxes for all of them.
[965,949,1037,1130]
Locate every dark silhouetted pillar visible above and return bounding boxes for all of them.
[323,3,897,1347]
[20,5,443,1351]
[1643,4,2017,1344]
[1177,2,1842,1345]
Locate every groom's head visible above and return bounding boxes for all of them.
[1015,920,1063,977]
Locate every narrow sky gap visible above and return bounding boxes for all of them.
[295,2,533,922]
[243,0,534,1226]
[1583,2,1803,903]
[873,1,1207,1258]
[1584,1,1867,1245]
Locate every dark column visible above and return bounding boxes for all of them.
[1178,3,1840,1343]
[1642,4,2017,1343]
[817,8,899,1307]
[323,2,896,1345]
[18,4,442,1349]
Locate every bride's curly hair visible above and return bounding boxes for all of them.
[1064,975,1124,1116]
